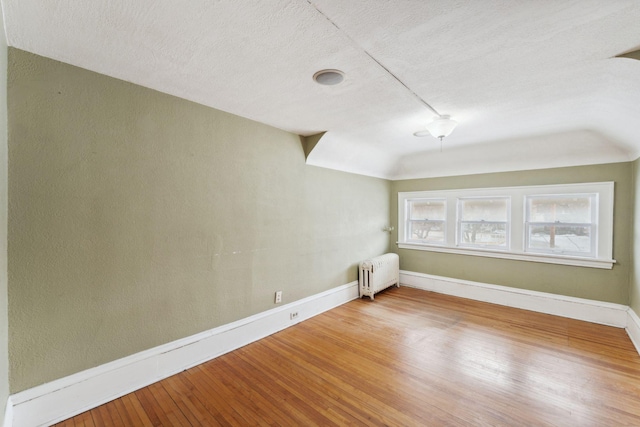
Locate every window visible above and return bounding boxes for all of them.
[457,197,510,249]
[525,194,596,257]
[406,198,446,245]
[397,182,614,269]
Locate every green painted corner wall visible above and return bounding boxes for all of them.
[630,158,640,313]
[390,163,633,304]
[0,14,9,426]
[4,46,640,399]
[7,48,390,392]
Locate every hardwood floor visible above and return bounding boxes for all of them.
[54,286,640,426]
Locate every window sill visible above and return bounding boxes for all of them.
[396,242,616,269]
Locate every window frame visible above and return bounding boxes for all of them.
[456,196,511,251]
[524,193,597,258]
[405,198,447,246]
[397,182,615,269]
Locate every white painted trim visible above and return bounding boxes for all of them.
[626,308,640,356]
[397,181,615,269]
[400,270,628,327]
[2,397,12,427]
[10,281,359,427]
[397,243,615,269]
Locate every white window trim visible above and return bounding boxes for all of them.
[397,182,616,270]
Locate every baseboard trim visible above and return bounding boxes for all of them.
[10,281,359,427]
[626,308,640,355]
[400,270,628,328]
[2,397,12,427]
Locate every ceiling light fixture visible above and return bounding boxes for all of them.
[414,115,458,141]
[313,69,345,85]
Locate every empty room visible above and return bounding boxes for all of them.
[1,1,640,426]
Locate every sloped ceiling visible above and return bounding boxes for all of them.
[3,0,640,179]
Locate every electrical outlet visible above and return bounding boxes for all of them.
[275,290,282,304]
[290,312,299,320]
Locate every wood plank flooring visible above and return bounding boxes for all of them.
[54,286,640,426]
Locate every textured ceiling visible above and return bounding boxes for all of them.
[3,0,640,179]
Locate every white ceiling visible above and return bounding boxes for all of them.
[3,0,640,179]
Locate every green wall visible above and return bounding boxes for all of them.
[7,49,391,392]
[391,162,633,304]
[0,14,9,426]
[631,158,640,313]
[4,46,639,398]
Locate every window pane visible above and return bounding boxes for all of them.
[459,198,508,221]
[409,199,445,220]
[460,223,507,247]
[409,221,445,244]
[527,225,592,253]
[528,195,593,223]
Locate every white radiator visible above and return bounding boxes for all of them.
[358,253,400,300]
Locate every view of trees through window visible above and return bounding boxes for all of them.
[458,198,509,248]
[407,199,445,244]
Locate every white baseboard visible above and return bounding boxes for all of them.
[7,274,638,427]
[627,309,640,355]
[2,397,12,427]
[400,270,628,328]
[10,281,359,427]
